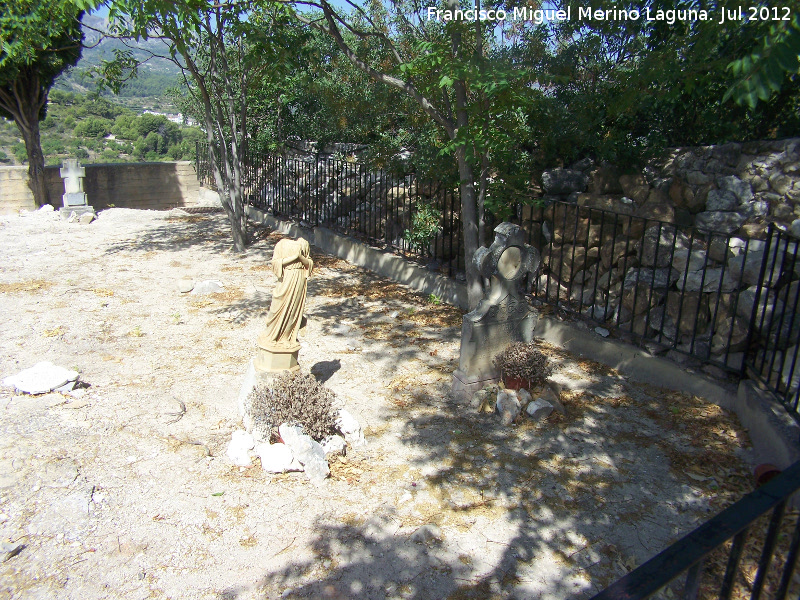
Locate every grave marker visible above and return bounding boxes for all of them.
[59,159,95,219]
[452,223,540,400]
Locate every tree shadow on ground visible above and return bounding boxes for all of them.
[100,213,271,257]
[222,344,752,599]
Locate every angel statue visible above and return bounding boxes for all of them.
[255,237,314,372]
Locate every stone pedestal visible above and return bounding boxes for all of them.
[254,343,301,374]
[59,205,96,220]
[452,223,540,402]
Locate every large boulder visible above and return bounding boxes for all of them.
[542,168,589,195]
[694,211,747,234]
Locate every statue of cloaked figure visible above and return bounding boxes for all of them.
[255,238,313,373]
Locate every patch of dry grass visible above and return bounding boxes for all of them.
[0,279,53,293]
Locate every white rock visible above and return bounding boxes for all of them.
[38,204,55,213]
[279,424,329,484]
[517,388,532,406]
[226,430,255,467]
[255,442,301,473]
[526,398,554,421]
[496,390,521,425]
[177,278,195,293]
[321,434,346,457]
[191,280,224,295]
[2,362,79,395]
[336,409,365,446]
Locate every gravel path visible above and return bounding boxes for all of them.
[0,207,757,600]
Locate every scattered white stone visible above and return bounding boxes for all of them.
[279,424,329,484]
[389,310,400,318]
[517,388,532,406]
[332,323,351,335]
[594,327,610,337]
[411,524,442,544]
[79,213,95,224]
[226,430,255,467]
[255,442,301,473]
[190,280,224,295]
[336,409,365,446]
[496,390,521,425]
[177,278,195,293]
[526,398,554,421]
[321,434,346,457]
[345,340,361,352]
[2,362,79,395]
[38,204,55,213]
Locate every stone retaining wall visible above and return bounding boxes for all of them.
[0,161,202,214]
[537,138,800,239]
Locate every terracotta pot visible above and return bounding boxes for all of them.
[754,463,781,487]
[502,374,531,391]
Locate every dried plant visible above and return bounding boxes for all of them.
[493,342,552,384]
[245,371,337,442]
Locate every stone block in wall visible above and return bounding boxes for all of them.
[635,189,675,223]
[619,173,650,203]
[542,168,588,195]
[769,173,794,196]
[711,316,750,353]
[694,210,746,234]
[576,193,635,216]
[590,164,622,194]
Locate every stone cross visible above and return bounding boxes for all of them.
[452,223,540,400]
[60,159,88,208]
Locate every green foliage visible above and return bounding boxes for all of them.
[405,203,443,251]
[0,149,9,163]
[73,116,111,138]
[0,87,204,164]
[726,14,800,108]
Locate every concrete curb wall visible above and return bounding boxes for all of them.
[246,205,469,309]
[736,381,800,470]
[1,161,201,214]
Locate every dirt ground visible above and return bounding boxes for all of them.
[0,207,789,600]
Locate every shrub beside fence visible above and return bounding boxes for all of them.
[197,144,800,423]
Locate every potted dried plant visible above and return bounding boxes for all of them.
[493,342,552,390]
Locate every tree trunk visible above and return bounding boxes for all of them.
[1,69,51,209]
[22,119,50,209]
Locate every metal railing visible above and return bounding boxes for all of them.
[196,142,463,277]
[743,225,800,419]
[591,461,800,600]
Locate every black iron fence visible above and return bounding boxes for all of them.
[591,461,800,600]
[521,201,800,420]
[196,144,800,423]
[196,143,464,276]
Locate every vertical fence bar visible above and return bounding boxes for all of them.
[749,501,787,600]
[720,527,749,600]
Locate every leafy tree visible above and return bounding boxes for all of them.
[291,0,533,308]
[726,13,800,108]
[0,0,88,207]
[105,0,298,252]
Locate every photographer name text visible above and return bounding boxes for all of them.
[425,5,793,25]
